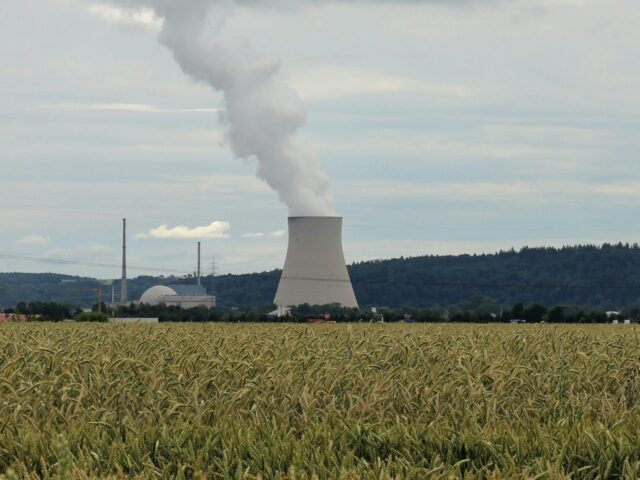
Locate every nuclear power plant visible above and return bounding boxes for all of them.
[274,216,358,308]
[116,221,216,308]
[137,240,216,308]
[115,216,357,311]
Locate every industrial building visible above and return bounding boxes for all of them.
[137,241,215,308]
[118,220,215,308]
[274,216,358,308]
[139,284,215,308]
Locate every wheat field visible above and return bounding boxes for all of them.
[1,323,640,479]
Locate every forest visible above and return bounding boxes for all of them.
[1,243,640,309]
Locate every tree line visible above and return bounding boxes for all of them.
[4,300,639,324]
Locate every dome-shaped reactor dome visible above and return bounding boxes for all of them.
[139,285,177,305]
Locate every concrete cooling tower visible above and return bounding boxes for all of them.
[274,216,358,308]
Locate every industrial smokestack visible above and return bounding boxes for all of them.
[197,241,201,286]
[120,218,128,305]
[274,217,358,308]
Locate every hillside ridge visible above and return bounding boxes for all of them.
[2,243,640,309]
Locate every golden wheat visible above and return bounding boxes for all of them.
[1,323,640,479]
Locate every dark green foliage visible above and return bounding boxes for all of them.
[73,312,107,322]
[349,243,640,309]
[289,303,361,322]
[203,271,281,308]
[4,299,634,324]
[13,301,80,321]
[3,243,640,309]
[548,306,566,323]
[0,273,104,307]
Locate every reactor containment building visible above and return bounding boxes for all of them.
[139,284,215,308]
[274,216,358,309]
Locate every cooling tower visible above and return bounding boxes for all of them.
[274,216,358,308]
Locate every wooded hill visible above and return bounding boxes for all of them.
[2,243,640,309]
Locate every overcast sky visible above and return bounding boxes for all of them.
[1,0,639,279]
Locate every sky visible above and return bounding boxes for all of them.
[1,0,639,279]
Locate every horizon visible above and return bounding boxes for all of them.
[2,240,639,281]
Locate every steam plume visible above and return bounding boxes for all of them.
[105,0,335,216]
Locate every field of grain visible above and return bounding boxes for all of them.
[1,323,640,479]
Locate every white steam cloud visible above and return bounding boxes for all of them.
[100,0,335,216]
[141,221,231,239]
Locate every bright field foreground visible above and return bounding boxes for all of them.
[2,324,640,479]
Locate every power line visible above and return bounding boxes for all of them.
[6,252,639,291]
[216,255,281,269]
[0,251,278,276]
[355,278,640,290]
[0,253,191,275]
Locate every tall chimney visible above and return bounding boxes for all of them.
[197,241,201,286]
[274,216,358,308]
[120,218,128,305]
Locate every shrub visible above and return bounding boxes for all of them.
[73,312,107,322]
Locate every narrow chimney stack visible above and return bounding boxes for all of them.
[197,241,201,286]
[120,218,128,305]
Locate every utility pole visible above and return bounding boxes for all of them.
[210,257,216,297]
